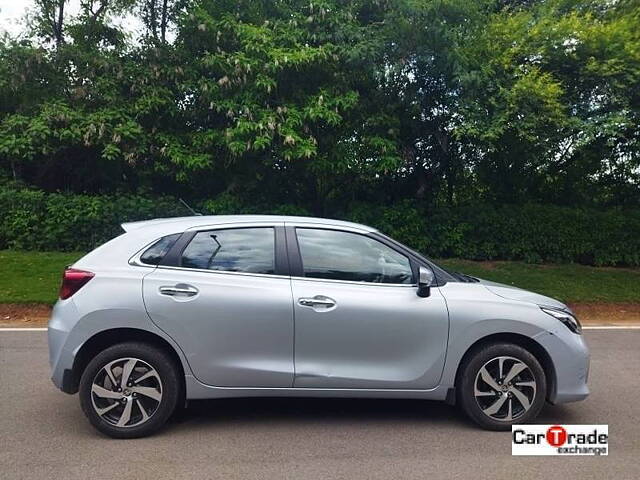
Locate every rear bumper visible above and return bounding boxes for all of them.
[48,299,80,393]
[535,329,590,404]
[53,369,78,394]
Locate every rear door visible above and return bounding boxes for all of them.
[288,226,449,390]
[143,223,294,387]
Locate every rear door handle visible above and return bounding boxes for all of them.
[298,296,336,309]
[159,285,199,297]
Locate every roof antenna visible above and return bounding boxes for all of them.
[179,198,202,216]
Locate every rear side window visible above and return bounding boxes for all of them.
[181,228,275,274]
[296,228,413,284]
[140,234,181,265]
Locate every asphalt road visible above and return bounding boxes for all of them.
[1,330,639,480]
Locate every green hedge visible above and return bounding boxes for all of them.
[346,201,640,266]
[0,187,187,251]
[1,186,639,266]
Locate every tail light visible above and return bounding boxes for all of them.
[59,268,95,300]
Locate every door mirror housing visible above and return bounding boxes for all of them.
[417,266,434,297]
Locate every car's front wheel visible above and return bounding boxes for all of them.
[458,343,547,430]
[79,342,180,438]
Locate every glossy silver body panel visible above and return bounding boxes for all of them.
[49,214,589,406]
[143,267,294,387]
[292,278,449,389]
[48,264,191,389]
[434,282,590,404]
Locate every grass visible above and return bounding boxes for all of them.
[438,259,640,303]
[0,250,83,304]
[0,250,639,305]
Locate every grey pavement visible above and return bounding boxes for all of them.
[1,330,638,479]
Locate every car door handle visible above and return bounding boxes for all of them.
[298,296,336,308]
[159,285,199,297]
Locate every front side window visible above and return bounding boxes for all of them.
[181,227,275,274]
[296,228,413,284]
[140,233,181,265]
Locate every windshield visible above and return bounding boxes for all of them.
[375,232,478,283]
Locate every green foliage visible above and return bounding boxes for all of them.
[346,201,640,266]
[457,0,640,203]
[0,185,188,251]
[0,0,639,264]
[202,193,311,217]
[1,185,639,267]
[1,0,637,208]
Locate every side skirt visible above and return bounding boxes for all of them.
[184,375,450,401]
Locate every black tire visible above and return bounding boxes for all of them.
[79,342,180,438]
[458,343,546,431]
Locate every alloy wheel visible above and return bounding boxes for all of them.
[90,357,163,428]
[473,356,537,422]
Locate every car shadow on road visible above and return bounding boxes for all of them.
[170,397,582,432]
[537,403,585,424]
[174,397,466,427]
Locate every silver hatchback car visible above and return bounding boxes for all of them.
[48,215,589,438]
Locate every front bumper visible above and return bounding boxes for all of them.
[535,328,590,404]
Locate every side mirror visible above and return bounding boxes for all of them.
[417,266,434,298]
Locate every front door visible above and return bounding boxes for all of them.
[143,225,294,388]
[290,227,449,390]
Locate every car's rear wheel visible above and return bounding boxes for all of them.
[458,343,546,430]
[79,342,180,438]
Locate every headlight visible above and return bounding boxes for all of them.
[540,306,582,334]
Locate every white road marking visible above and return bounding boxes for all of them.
[583,325,640,330]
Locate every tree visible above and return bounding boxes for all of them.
[0,0,638,211]
[33,0,68,47]
[456,0,640,205]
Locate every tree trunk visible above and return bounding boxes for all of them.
[54,0,65,47]
[149,0,158,40]
[161,0,169,42]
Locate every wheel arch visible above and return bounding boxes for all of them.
[452,332,556,403]
[68,328,186,396]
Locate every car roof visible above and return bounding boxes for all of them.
[121,215,376,233]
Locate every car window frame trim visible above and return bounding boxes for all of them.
[129,220,446,287]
